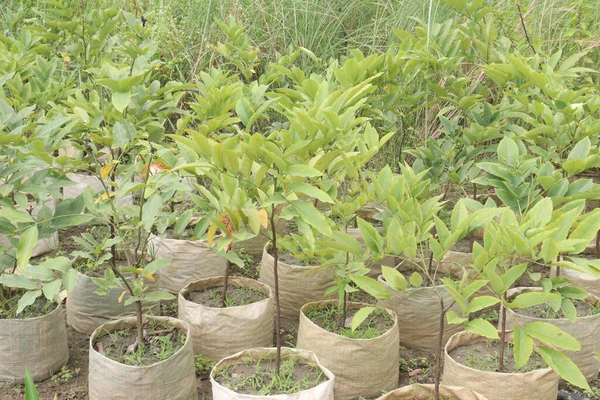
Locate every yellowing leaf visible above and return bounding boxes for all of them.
[118,291,127,303]
[258,209,268,229]
[145,274,155,282]
[95,192,115,204]
[207,223,218,246]
[101,164,114,180]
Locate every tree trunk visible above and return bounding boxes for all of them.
[270,204,281,374]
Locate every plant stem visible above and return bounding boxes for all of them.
[135,298,144,351]
[498,292,507,372]
[221,259,231,307]
[270,203,281,375]
[596,231,599,258]
[434,295,446,400]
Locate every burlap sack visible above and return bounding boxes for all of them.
[377,259,464,353]
[210,347,335,400]
[88,316,196,400]
[259,243,335,319]
[442,330,559,400]
[376,384,488,400]
[66,271,160,334]
[296,301,399,400]
[178,276,274,361]
[63,173,133,205]
[0,302,68,382]
[0,197,59,257]
[503,287,600,380]
[148,233,227,294]
[347,228,398,277]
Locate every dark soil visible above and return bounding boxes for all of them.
[186,283,267,308]
[160,299,179,318]
[449,340,546,373]
[304,303,394,339]
[0,291,56,319]
[517,299,598,319]
[278,250,317,266]
[213,354,328,396]
[94,322,186,366]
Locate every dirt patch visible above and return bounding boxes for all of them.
[186,283,267,308]
[397,346,438,388]
[449,340,546,373]
[304,303,394,339]
[94,322,186,366]
[213,354,328,396]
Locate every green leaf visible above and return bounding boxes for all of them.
[467,296,500,313]
[144,291,176,302]
[567,137,591,160]
[381,265,408,291]
[351,306,376,331]
[284,164,322,177]
[113,120,136,148]
[141,194,162,231]
[446,310,468,325]
[570,209,600,242]
[558,286,588,300]
[287,183,334,204]
[62,268,79,292]
[509,291,561,309]
[0,274,38,290]
[17,226,38,271]
[465,318,499,339]
[350,275,391,299]
[24,369,40,400]
[0,207,34,223]
[409,271,423,287]
[17,290,42,315]
[357,217,383,253]
[513,325,534,369]
[142,259,171,275]
[112,91,131,113]
[522,321,581,351]
[290,200,332,236]
[561,298,577,323]
[537,346,590,391]
[42,279,62,301]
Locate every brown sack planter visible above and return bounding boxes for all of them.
[551,265,600,298]
[376,384,489,400]
[148,233,227,294]
[259,243,335,319]
[210,347,335,400]
[178,276,274,361]
[442,330,559,400]
[88,316,196,400]
[0,302,68,382]
[296,300,399,400]
[66,271,160,335]
[504,287,600,380]
[377,259,464,353]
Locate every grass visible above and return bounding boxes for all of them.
[305,304,395,339]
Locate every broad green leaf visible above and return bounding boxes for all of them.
[113,120,136,148]
[467,296,500,313]
[62,268,79,292]
[17,226,38,271]
[141,194,162,231]
[446,310,468,324]
[570,209,600,242]
[290,200,332,236]
[351,306,376,331]
[357,217,383,253]
[0,207,34,223]
[537,346,590,391]
[143,291,176,302]
[465,318,499,339]
[350,275,391,299]
[558,286,588,300]
[381,265,408,291]
[509,291,561,309]
[522,321,581,351]
[142,259,171,275]
[285,164,322,177]
[561,298,577,323]
[0,273,38,290]
[287,182,334,204]
[112,91,131,113]
[409,271,423,287]
[42,279,62,301]
[17,290,42,315]
[513,325,533,369]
